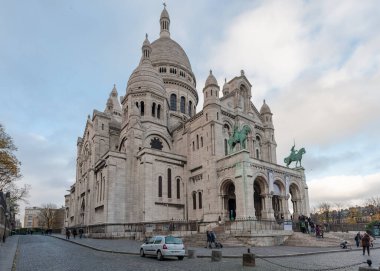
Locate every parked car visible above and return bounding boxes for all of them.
[140,235,185,260]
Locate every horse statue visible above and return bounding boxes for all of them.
[227,126,251,152]
[284,147,306,167]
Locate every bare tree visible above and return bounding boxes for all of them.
[318,202,331,223]
[0,123,21,190]
[39,203,58,229]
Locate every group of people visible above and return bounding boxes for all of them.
[205,230,222,249]
[65,228,84,240]
[354,232,374,256]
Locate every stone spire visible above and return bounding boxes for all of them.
[105,84,122,116]
[160,3,170,38]
[141,34,152,64]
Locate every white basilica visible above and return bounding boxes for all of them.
[65,6,310,236]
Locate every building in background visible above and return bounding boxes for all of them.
[24,207,41,229]
[65,5,309,238]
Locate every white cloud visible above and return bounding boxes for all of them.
[308,173,380,208]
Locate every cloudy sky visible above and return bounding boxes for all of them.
[1,0,379,222]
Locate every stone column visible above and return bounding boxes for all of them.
[262,194,275,221]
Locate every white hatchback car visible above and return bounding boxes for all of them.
[140,235,185,260]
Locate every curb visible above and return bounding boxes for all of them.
[49,235,380,259]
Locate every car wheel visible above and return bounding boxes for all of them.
[157,250,163,261]
[140,248,145,257]
[178,256,184,260]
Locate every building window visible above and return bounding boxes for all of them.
[101,123,104,130]
[198,192,202,209]
[224,139,228,155]
[140,101,144,116]
[196,135,199,149]
[167,168,172,198]
[192,141,195,151]
[170,94,177,111]
[150,137,163,150]
[201,137,203,147]
[158,176,162,197]
[152,103,156,117]
[157,104,161,119]
[176,178,180,199]
[188,101,192,116]
[192,192,196,210]
[180,96,185,113]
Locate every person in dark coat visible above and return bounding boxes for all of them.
[354,232,361,247]
[65,229,70,240]
[205,231,211,248]
[79,228,84,239]
[72,229,77,239]
[362,232,371,256]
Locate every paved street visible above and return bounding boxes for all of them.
[6,235,379,271]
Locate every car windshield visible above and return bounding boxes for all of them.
[165,236,183,244]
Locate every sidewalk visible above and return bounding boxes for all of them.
[0,235,19,271]
[50,234,379,258]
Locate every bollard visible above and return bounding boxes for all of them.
[242,253,255,267]
[187,249,196,259]
[211,250,222,262]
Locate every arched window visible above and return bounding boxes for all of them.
[188,101,192,116]
[180,96,185,113]
[170,94,177,111]
[152,103,156,117]
[140,101,144,116]
[157,104,161,119]
[176,178,180,199]
[224,139,228,155]
[192,192,196,210]
[201,137,203,147]
[211,89,213,96]
[192,141,195,151]
[198,192,202,209]
[167,168,172,198]
[158,176,162,197]
[196,135,199,149]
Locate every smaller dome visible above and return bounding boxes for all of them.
[260,100,272,114]
[126,36,165,96]
[205,70,218,87]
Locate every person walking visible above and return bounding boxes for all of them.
[354,232,361,248]
[65,229,71,240]
[72,228,77,239]
[362,232,371,256]
[79,228,84,239]
[210,231,216,248]
[205,231,211,248]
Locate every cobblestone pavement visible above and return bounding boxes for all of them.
[0,235,19,271]
[13,235,380,271]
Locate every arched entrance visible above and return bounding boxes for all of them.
[221,181,236,221]
[272,182,284,221]
[253,179,264,220]
[289,183,301,220]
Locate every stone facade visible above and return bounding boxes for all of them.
[65,6,309,232]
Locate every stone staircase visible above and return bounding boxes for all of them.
[283,232,345,247]
[182,232,246,248]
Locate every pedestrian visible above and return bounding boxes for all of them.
[79,228,84,239]
[65,229,70,240]
[72,228,77,239]
[362,232,371,256]
[210,231,216,248]
[354,232,361,248]
[205,231,211,248]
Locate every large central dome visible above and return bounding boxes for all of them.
[150,37,192,71]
